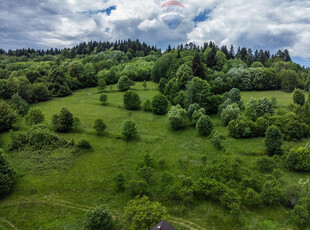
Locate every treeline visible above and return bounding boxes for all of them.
[0,39,157,58]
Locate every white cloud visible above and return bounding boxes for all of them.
[0,0,310,62]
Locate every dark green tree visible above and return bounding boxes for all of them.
[52,108,74,132]
[123,91,140,110]
[196,115,214,136]
[293,88,305,106]
[83,205,113,230]
[151,94,168,115]
[192,52,205,79]
[265,125,283,155]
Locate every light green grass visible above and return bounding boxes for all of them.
[0,85,309,229]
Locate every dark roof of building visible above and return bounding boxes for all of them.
[150,220,175,230]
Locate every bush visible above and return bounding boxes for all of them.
[265,125,283,155]
[125,196,167,230]
[196,115,213,136]
[166,105,188,130]
[10,93,29,116]
[244,188,261,207]
[188,103,200,120]
[151,93,168,115]
[122,120,138,141]
[33,83,50,102]
[99,93,108,105]
[0,101,17,132]
[286,147,310,172]
[220,103,241,126]
[127,180,148,197]
[284,119,307,141]
[290,198,310,227]
[261,180,283,205]
[293,88,305,106]
[117,75,134,91]
[246,97,274,121]
[114,173,125,192]
[137,166,154,183]
[93,119,107,135]
[83,205,113,230]
[0,151,15,198]
[123,90,140,110]
[228,120,254,138]
[77,139,92,150]
[52,108,74,132]
[98,78,106,92]
[257,156,278,173]
[211,132,223,150]
[25,107,45,125]
[142,99,152,112]
[192,108,206,125]
[10,126,67,150]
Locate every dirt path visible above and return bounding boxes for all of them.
[1,198,205,230]
[0,217,18,230]
[169,217,205,230]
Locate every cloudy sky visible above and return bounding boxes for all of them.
[0,0,310,66]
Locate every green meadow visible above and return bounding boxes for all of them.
[0,82,309,230]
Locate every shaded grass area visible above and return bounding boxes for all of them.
[0,83,309,229]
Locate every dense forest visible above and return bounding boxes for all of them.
[0,39,310,229]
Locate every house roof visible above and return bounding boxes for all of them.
[150,220,175,230]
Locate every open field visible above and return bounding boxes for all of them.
[0,83,309,230]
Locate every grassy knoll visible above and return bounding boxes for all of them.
[0,83,309,229]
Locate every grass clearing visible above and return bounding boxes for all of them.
[0,84,309,229]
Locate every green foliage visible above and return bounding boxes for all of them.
[279,69,299,92]
[122,120,138,141]
[186,77,211,110]
[166,105,188,130]
[286,147,310,172]
[123,90,140,110]
[118,76,135,91]
[244,188,261,207]
[265,125,283,155]
[290,198,310,227]
[125,196,167,230]
[0,151,15,198]
[257,156,278,173]
[52,108,74,132]
[158,78,167,94]
[261,180,283,205]
[293,88,305,106]
[114,173,125,192]
[98,78,106,92]
[83,205,113,230]
[191,108,206,125]
[246,97,274,121]
[93,119,107,136]
[151,93,168,115]
[228,119,255,139]
[82,63,98,88]
[99,93,108,105]
[25,107,45,125]
[127,180,148,197]
[211,132,223,150]
[10,93,29,115]
[9,125,67,150]
[32,83,50,102]
[220,103,241,126]
[77,139,92,150]
[196,115,213,136]
[142,80,147,89]
[142,99,152,112]
[137,166,154,183]
[0,100,17,132]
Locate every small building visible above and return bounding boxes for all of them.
[150,220,175,230]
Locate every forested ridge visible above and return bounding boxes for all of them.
[0,39,310,229]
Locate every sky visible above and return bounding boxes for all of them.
[0,0,310,66]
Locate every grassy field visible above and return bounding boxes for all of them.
[0,83,309,230]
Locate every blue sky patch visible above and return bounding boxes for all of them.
[81,6,116,16]
[193,9,211,24]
